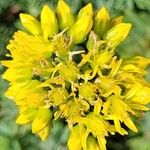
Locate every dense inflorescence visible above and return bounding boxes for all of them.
[1,0,150,150]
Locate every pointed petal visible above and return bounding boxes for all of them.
[124,117,138,132]
[32,107,52,133]
[87,135,100,150]
[37,125,50,141]
[97,136,107,150]
[16,108,37,124]
[94,99,102,116]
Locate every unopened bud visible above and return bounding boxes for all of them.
[78,3,93,19]
[94,7,110,38]
[41,5,58,40]
[57,0,75,30]
[68,16,93,44]
[105,23,132,48]
[20,13,41,35]
[110,16,123,27]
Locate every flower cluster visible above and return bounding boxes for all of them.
[2,0,150,150]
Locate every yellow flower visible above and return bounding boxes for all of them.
[68,113,114,150]
[2,0,150,149]
[102,96,137,135]
[78,82,96,100]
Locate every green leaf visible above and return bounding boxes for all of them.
[0,136,10,150]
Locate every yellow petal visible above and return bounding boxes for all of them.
[94,99,102,116]
[109,59,122,77]
[105,23,132,48]
[102,100,111,115]
[16,108,37,124]
[97,136,106,150]
[113,85,121,96]
[129,56,150,69]
[2,67,32,82]
[87,135,100,150]
[41,5,58,39]
[122,64,143,73]
[124,117,138,132]
[129,103,149,111]
[132,87,150,104]
[26,93,45,107]
[94,7,110,38]
[125,84,142,99]
[37,125,50,141]
[68,125,84,150]
[114,119,128,135]
[20,13,41,35]
[81,130,90,150]
[56,0,75,30]
[95,51,113,67]
[32,107,52,133]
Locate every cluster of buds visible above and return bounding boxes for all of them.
[1,0,150,150]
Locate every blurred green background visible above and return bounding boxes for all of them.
[0,0,150,150]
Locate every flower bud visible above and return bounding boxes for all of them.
[105,23,132,48]
[68,3,93,44]
[86,31,99,51]
[78,3,93,19]
[110,16,123,27]
[41,5,58,40]
[20,13,41,35]
[56,0,75,30]
[68,16,93,44]
[94,7,110,38]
